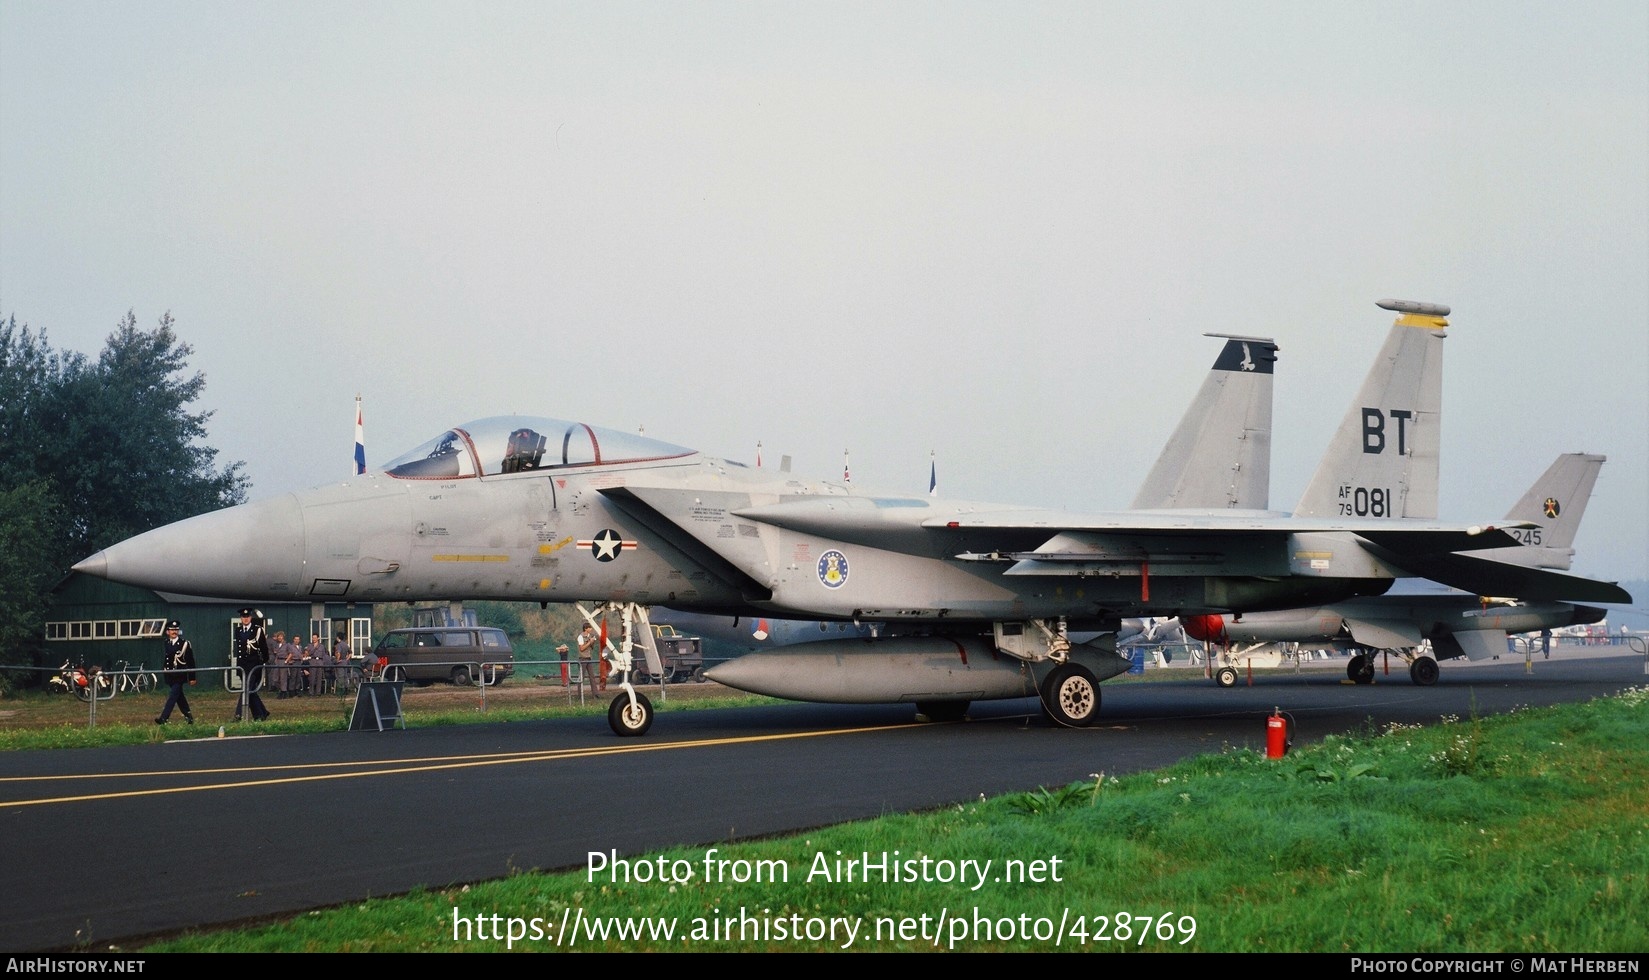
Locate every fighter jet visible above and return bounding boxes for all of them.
[73,301,1630,735]
[1181,453,1612,686]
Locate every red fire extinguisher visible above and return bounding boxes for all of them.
[1266,708,1292,759]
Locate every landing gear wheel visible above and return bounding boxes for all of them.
[1040,664,1100,728]
[1348,653,1375,685]
[1215,666,1238,688]
[915,700,969,723]
[1409,656,1439,686]
[607,691,654,737]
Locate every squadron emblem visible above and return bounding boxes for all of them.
[1543,498,1561,520]
[817,549,849,589]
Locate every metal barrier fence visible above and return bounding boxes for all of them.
[7,649,728,728]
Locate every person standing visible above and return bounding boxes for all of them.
[232,608,272,721]
[332,631,352,694]
[280,633,305,698]
[269,630,289,698]
[575,622,599,694]
[154,620,196,725]
[308,631,335,695]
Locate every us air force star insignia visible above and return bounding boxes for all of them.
[579,529,636,562]
[1543,498,1561,519]
[817,549,849,589]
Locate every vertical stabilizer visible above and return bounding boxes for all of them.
[1472,453,1606,569]
[1294,300,1448,519]
[1130,334,1278,510]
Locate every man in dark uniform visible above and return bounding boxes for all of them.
[232,608,272,721]
[155,620,196,725]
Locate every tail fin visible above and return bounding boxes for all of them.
[1471,453,1606,570]
[1293,300,1449,519]
[1130,334,1278,510]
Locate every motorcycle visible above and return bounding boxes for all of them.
[52,660,111,701]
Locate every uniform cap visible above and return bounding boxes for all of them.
[166,621,181,630]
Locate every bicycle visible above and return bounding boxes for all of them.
[114,659,159,694]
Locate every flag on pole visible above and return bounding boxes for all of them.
[843,450,851,484]
[353,395,366,475]
[928,450,937,496]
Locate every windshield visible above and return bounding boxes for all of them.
[381,416,695,480]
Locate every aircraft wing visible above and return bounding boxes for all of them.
[610,484,1605,610]
[659,491,1532,576]
[1353,545,1633,604]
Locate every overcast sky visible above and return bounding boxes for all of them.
[3,2,1645,587]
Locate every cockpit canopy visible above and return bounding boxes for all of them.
[381,416,695,480]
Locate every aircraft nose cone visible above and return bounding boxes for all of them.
[74,494,308,599]
[71,551,108,578]
[703,656,786,698]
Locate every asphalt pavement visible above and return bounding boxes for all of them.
[1,643,1641,952]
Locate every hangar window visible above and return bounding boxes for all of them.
[45,622,67,641]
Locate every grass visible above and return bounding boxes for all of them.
[119,685,1649,953]
[0,677,773,751]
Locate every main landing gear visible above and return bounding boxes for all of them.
[1347,653,1376,685]
[1039,662,1101,728]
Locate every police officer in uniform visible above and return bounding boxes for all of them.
[155,620,196,725]
[232,608,272,721]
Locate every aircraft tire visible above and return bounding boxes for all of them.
[607,691,654,737]
[1409,656,1439,687]
[915,700,969,723]
[1215,666,1238,688]
[1040,664,1100,728]
[1348,654,1375,685]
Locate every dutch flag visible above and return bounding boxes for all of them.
[354,396,366,475]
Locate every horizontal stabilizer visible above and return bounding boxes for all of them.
[1366,550,1632,604]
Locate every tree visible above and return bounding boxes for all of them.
[0,480,61,690]
[49,312,249,562]
[0,311,249,672]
